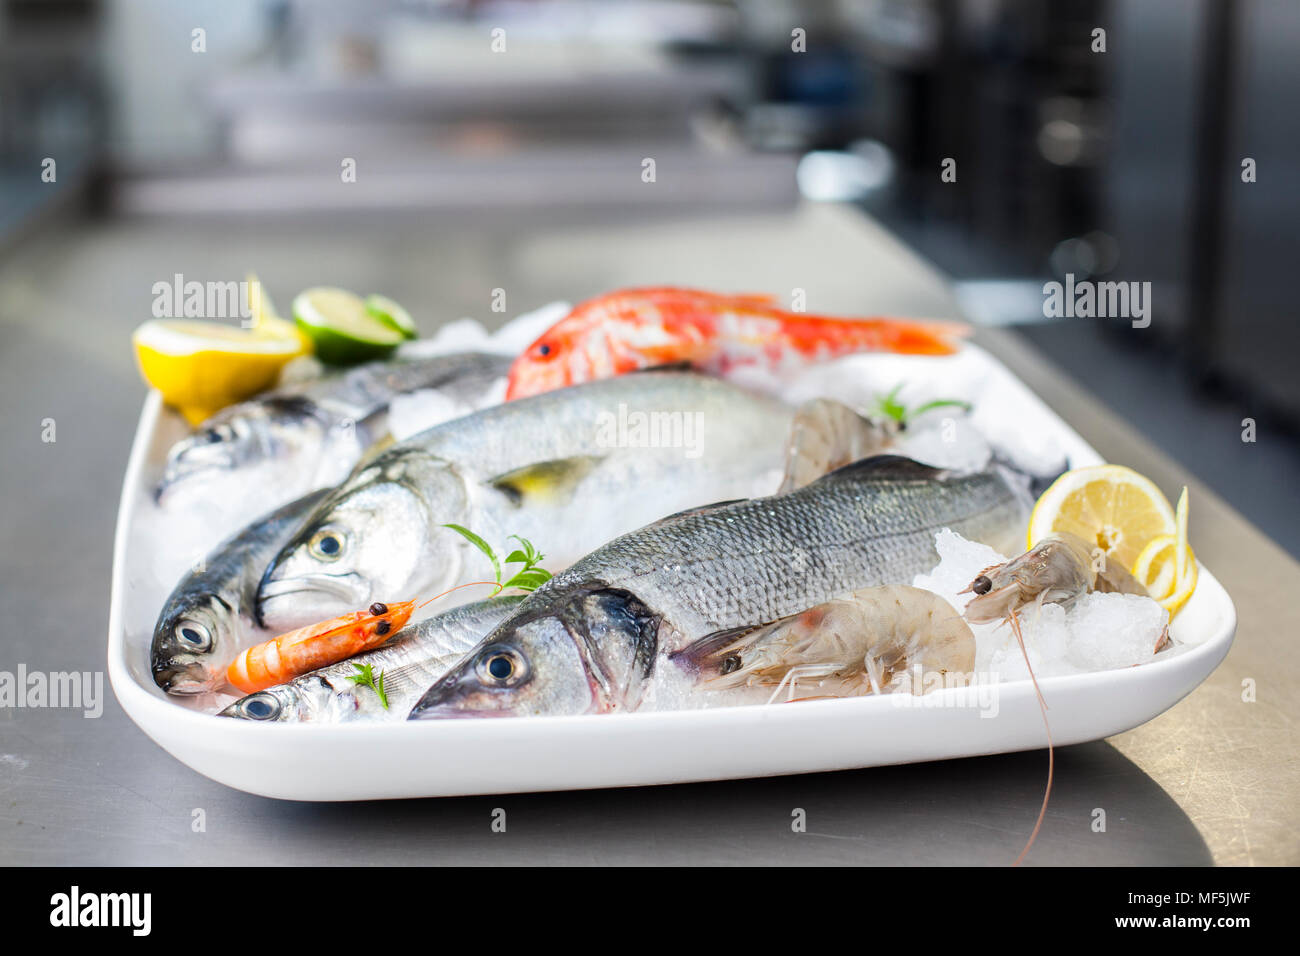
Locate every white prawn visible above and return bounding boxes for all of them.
[682,585,976,703]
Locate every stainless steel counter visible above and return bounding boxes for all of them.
[1,203,1294,865]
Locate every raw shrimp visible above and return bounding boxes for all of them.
[681,585,976,704]
[778,398,898,493]
[225,601,414,695]
[962,531,1149,626]
[957,531,1155,866]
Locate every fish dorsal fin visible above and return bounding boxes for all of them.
[815,454,947,484]
[488,455,603,506]
[658,499,748,522]
[779,398,896,493]
[352,428,397,467]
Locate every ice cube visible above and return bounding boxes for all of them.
[911,528,1007,615]
[388,384,504,441]
[1065,592,1169,671]
[898,416,991,472]
[978,603,1082,681]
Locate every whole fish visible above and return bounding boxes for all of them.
[218,596,524,722]
[256,371,793,632]
[409,456,1030,719]
[506,287,968,399]
[156,352,509,507]
[151,489,329,695]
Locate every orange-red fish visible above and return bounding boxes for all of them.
[506,287,968,400]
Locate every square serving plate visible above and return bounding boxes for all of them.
[107,348,1236,801]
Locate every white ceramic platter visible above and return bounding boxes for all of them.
[108,347,1235,801]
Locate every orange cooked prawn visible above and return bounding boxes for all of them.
[226,601,415,695]
[505,287,969,399]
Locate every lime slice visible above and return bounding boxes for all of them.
[365,294,417,339]
[293,287,404,365]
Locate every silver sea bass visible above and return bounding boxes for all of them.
[219,597,524,722]
[156,352,509,507]
[257,372,793,631]
[151,489,329,695]
[409,456,1031,719]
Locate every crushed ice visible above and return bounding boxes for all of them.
[912,528,1173,681]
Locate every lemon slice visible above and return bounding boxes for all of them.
[1028,464,1177,573]
[293,287,405,365]
[1173,486,1190,581]
[1133,534,1180,600]
[1159,555,1198,616]
[133,318,307,425]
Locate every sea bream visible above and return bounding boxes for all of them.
[219,596,524,723]
[256,371,794,632]
[155,352,509,508]
[151,489,329,695]
[408,456,1031,719]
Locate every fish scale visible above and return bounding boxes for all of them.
[550,459,1029,647]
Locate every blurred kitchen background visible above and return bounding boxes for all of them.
[2,0,1297,553]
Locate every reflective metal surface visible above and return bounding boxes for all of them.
[0,203,1294,865]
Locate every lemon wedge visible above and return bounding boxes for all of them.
[1028,464,1178,573]
[133,275,309,424]
[132,317,307,425]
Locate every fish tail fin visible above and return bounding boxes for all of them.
[768,311,970,357]
[991,450,1069,502]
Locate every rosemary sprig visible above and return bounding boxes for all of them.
[870,383,971,428]
[442,525,553,593]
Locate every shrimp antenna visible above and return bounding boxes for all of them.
[1007,611,1053,867]
[415,580,502,610]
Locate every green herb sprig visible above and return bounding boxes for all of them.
[348,662,389,709]
[442,525,553,593]
[870,383,971,429]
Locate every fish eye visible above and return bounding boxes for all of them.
[309,529,346,561]
[241,694,281,720]
[175,620,212,651]
[476,646,527,687]
[534,342,553,359]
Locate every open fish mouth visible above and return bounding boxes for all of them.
[151,660,213,695]
[255,572,367,626]
[155,447,239,504]
[257,572,363,602]
[407,698,518,720]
